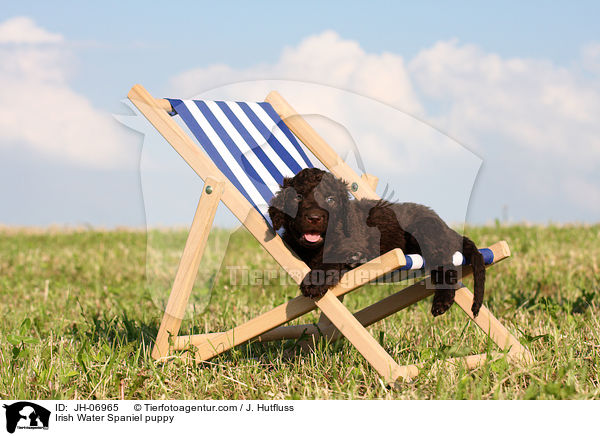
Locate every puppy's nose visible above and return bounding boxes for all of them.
[306,214,323,224]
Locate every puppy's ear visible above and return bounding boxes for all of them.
[268,190,286,231]
[268,206,286,231]
[268,177,293,231]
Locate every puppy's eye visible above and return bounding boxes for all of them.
[295,194,303,201]
[326,196,335,204]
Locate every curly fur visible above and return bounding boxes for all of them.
[268,168,485,317]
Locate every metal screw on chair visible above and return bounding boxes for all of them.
[205,185,213,194]
[351,182,358,192]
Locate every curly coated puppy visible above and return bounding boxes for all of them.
[268,168,367,298]
[268,168,485,317]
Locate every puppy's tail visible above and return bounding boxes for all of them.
[462,236,485,317]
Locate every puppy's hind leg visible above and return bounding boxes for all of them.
[462,236,485,317]
[405,215,463,317]
[431,237,485,317]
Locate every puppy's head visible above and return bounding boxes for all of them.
[268,168,350,249]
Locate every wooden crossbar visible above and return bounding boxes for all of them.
[171,248,405,357]
[250,241,510,343]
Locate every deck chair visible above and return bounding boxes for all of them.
[127,84,533,385]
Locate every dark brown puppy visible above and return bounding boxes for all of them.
[268,168,368,298]
[268,168,485,317]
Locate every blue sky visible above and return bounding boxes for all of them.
[1,2,599,227]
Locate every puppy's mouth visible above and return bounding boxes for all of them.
[302,232,323,244]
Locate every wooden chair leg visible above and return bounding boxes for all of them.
[151,177,224,359]
[454,286,533,363]
[316,291,409,384]
[316,295,344,326]
[191,248,405,361]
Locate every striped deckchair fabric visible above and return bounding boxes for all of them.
[127,84,532,384]
[166,98,495,272]
[167,99,313,218]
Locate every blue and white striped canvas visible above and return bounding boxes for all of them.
[166,98,494,270]
[167,99,313,218]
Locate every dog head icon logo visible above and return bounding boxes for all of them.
[3,402,50,433]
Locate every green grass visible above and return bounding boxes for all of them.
[1,224,599,399]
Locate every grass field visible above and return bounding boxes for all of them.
[1,224,599,400]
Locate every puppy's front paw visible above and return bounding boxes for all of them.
[300,281,329,298]
[300,269,343,298]
[347,251,368,268]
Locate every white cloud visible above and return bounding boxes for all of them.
[166,32,600,220]
[408,39,600,212]
[169,30,423,115]
[409,40,600,157]
[0,17,134,169]
[0,16,63,44]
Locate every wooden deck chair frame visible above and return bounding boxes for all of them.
[128,84,533,385]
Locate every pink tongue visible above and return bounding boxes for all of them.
[304,233,322,243]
